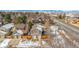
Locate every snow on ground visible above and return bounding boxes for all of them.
[0,39,11,48]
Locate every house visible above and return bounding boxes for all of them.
[0,23,14,31]
[0,23,14,36]
[15,23,28,34]
[49,25,59,35]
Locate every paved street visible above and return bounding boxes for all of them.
[49,19,79,48]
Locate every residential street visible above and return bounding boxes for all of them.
[0,11,79,48]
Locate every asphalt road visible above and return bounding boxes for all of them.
[53,19,79,47]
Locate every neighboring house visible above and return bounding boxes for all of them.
[0,23,14,36]
[13,29,23,36]
[15,23,28,34]
[30,24,45,36]
[49,25,59,35]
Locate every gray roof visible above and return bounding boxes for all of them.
[0,23,14,31]
[0,23,14,35]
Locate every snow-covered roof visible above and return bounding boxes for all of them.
[36,24,44,28]
[50,25,59,31]
[0,30,7,35]
[36,27,42,32]
[0,23,14,31]
[17,30,23,35]
[35,24,45,32]
[13,30,23,36]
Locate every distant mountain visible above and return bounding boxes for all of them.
[0,10,79,14]
[0,10,64,12]
[65,10,79,14]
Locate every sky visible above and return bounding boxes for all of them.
[0,0,79,10]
